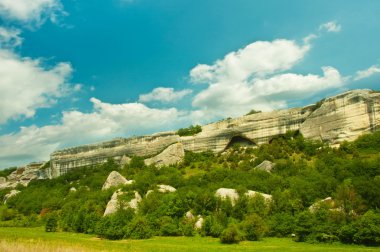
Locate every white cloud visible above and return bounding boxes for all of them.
[0,26,22,48]
[139,87,192,103]
[319,21,341,33]
[190,36,345,118]
[0,49,73,124]
[354,65,380,81]
[0,0,65,26]
[191,39,310,84]
[0,98,189,168]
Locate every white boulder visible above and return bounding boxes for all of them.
[215,188,239,206]
[102,171,134,190]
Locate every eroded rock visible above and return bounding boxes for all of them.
[144,143,185,167]
[245,190,272,202]
[254,160,275,173]
[215,188,239,206]
[103,189,142,216]
[4,189,20,204]
[102,171,134,191]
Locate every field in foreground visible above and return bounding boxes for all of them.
[0,227,379,252]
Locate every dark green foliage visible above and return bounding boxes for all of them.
[124,216,153,239]
[177,125,202,136]
[45,215,57,232]
[220,224,242,244]
[246,109,262,115]
[0,167,17,177]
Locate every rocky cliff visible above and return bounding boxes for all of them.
[49,89,379,178]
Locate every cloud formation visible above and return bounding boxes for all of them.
[354,65,380,81]
[0,26,22,48]
[0,98,188,168]
[0,49,73,124]
[0,0,65,26]
[139,87,192,103]
[319,21,342,33]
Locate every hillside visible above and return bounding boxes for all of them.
[0,130,379,246]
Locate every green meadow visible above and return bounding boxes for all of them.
[0,227,379,252]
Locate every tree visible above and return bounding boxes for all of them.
[45,215,58,232]
[240,214,267,241]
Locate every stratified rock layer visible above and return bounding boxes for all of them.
[49,89,380,178]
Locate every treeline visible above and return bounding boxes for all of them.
[0,131,379,245]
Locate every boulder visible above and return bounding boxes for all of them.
[254,160,275,172]
[4,189,20,204]
[245,190,272,202]
[185,211,194,220]
[215,188,239,206]
[144,143,185,167]
[157,184,177,193]
[103,189,142,216]
[120,155,132,166]
[194,216,204,229]
[309,197,335,212]
[102,171,133,190]
[69,187,77,192]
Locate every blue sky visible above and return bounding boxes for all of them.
[0,0,379,168]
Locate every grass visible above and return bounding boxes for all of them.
[0,227,379,252]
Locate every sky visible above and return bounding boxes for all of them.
[0,0,379,168]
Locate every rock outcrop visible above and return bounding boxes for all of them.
[309,197,335,213]
[254,160,275,173]
[144,143,185,167]
[4,189,20,203]
[245,190,272,202]
[0,162,48,189]
[102,171,133,191]
[40,89,380,178]
[215,188,240,205]
[103,189,142,216]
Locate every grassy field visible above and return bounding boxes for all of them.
[0,227,379,252]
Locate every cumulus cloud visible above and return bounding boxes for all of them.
[354,65,380,81]
[0,0,65,26]
[0,49,73,124]
[139,87,192,103]
[191,39,310,84]
[0,98,189,167]
[190,35,346,118]
[0,26,22,48]
[319,21,342,33]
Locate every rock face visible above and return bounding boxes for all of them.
[4,189,20,203]
[145,143,185,167]
[47,89,380,177]
[254,160,275,173]
[103,189,142,216]
[300,90,380,144]
[309,197,335,213]
[102,171,133,191]
[0,162,48,189]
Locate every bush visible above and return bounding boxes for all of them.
[177,125,202,136]
[125,216,153,239]
[220,224,241,244]
[240,214,267,241]
[45,215,58,232]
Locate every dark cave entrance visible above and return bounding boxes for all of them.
[224,136,257,150]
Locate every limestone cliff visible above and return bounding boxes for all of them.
[48,89,380,178]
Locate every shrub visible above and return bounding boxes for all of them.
[240,214,267,241]
[125,216,153,239]
[45,215,58,232]
[220,224,241,244]
[177,125,202,137]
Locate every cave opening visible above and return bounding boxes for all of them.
[224,136,257,150]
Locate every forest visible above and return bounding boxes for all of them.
[0,130,379,246]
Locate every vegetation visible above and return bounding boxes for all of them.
[0,167,17,177]
[177,125,202,136]
[246,109,262,115]
[1,130,380,248]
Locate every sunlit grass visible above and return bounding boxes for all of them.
[0,227,379,252]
